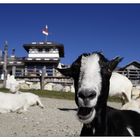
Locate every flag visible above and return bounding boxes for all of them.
[42,25,48,36]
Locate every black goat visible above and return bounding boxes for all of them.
[57,52,140,136]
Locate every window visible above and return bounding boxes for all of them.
[15,69,22,76]
[46,66,53,76]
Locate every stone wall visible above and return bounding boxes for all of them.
[4,75,75,93]
[18,81,75,93]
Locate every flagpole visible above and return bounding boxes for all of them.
[45,35,47,43]
[42,25,48,43]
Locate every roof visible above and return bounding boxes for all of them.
[23,41,64,57]
[119,61,140,70]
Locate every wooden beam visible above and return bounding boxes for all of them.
[40,66,46,90]
[3,41,8,88]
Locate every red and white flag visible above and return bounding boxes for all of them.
[42,25,48,36]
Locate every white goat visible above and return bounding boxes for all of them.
[121,98,140,113]
[6,75,20,93]
[0,92,44,113]
[109,72,133,103]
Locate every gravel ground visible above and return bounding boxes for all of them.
[0,97,121,137]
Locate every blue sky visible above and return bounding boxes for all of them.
[0,4,140,67]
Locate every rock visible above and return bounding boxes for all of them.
[63,86,70,92]
[53,84,63,91]
[44,83,55,91]
[19,83,30,90]
[30,82,40,90]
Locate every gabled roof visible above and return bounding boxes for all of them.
[23,41,64,57]
[119,61,140,70]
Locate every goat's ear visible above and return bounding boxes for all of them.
[56,67,72,77]
[109,57,123,71]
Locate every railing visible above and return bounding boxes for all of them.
[0,57,25,61]
[0,57,60,62]
[117,69,140,80]
[14,67,73,85]
[0,56,60,66]
[117,69,140,86]
[24,57,60,61]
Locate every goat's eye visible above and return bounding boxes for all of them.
[107,68,111,73]
[101,68,111,76]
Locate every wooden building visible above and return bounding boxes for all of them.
[23,41,64,77]
[118,61,140,86]
[0,41,73,90]
[0,41,64,77]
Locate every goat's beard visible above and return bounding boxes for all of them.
[77,107,96,124]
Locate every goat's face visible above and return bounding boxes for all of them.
[57,52,122,124]
[76,54,102,124]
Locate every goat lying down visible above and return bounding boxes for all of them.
[57,52,140,136]
[0,92,44,113]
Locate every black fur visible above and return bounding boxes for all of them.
[81,106,140,136]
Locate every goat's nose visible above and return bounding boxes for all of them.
[78,90,96,100]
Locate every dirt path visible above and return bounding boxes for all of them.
[0,97,121,136]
